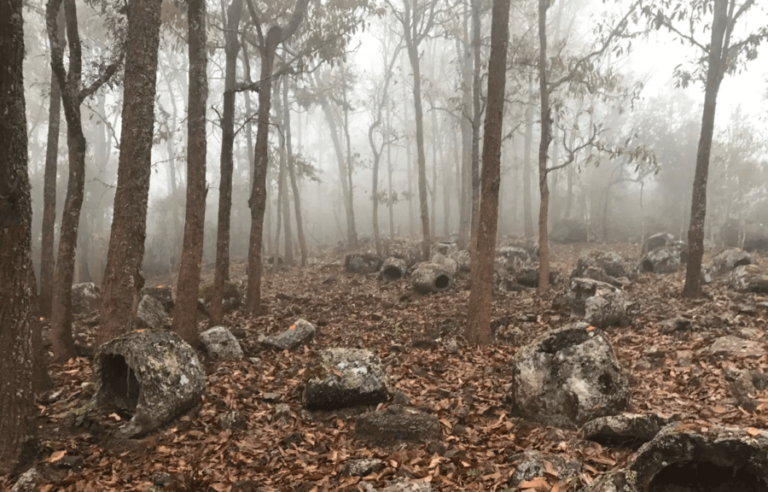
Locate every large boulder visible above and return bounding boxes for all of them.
[729,264,768,293]
[550,218,588,244]
[712,248,752,276]
[386,242,422,268]
[430,253,458,276]
[354,404,440,446]
[497,246,531,270]
[560,278,629,328]
[510,323,630,428]
[641,232,676,254]
[345,253,383,275]
[449,250,471,273]
[140,285,174,312]
[71,282,102,315]
[200,326,243,360]
[571,250,639,283]
[303,348,389,411]
[640,244,686,273]
[94,330,205,438]
[200,282,242,313]
[380,257,407,281]
[411,262,452,294]
[261,319,315,351]
[135,295,169,330]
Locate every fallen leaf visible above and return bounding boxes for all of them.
[46,450,66,463]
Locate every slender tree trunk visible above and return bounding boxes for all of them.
[457,7,472,250]
[0,0,37,470]
[210,0,242,325]
[466,0,509,345]
[537,0,552,292]
[172,0,207,346]
[683,0,727,298]
[275,80,294,266]
[370,120,383,256]
[341,68,358,250]
[469,0,482,249]
[285,80,308,266]
[40,3,65,318]
[523,97,534,237]
[386,102,395,240]
[98,0,163,345]
[442,127,451,237]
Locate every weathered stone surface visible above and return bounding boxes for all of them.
[11,468,44,492]
[642,232,676,254]
[430,253,458,276]
[261,319,315,351]
[345,253,383,275]
[432,242,458,257]
[707,335,765,359]
[94,330,205,438]
[572,250,639,283]
[380,482,433,492]
[355,404,440,445]
[387,242,422,268]
[579,470,638,492]
[136,295,169,330]
[341,458,385,476]
[510,323,630,428]
[200,326,244,361]
[411,262,452,294]
[640,244,686,273]
[550,218,588,243]
[729,264,768,293]
[724,367,760,412]
[713,248,752,275]
[380,257,407,281]
[450,249,471,272]
[141,285,175,312]
[582,413,671,448]
[507,450,582,488]
[303,348,389,411]
[71,282,102,315]
[497,246,531,270]
[563,278,629,328]
[218,410,247,431]
[200,282,242,313]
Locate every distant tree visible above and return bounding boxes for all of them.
[98,0,164,346]
[641,0,768,297]
[0,0,37,471]
[465,0,510,345]
[46,0,123,360]
[172,0,208,346]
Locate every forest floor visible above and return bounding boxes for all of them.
[4,241,768,492]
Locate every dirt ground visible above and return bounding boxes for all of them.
[4,241,768,492]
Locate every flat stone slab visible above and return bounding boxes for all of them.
[355,404,440,446]
[341,458,385,476]
[303,348,389,410]
[200,326,243,360]
[582,413,672,448]
[707,336,765,359]
[261,319,315,351]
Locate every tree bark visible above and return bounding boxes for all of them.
[465,0,509,345]
[285,79,308,266]
[683,0,727,298]
[0,0,37,471]
[172,0,208,346]
[523,87,534,237]
[457,7,472,250]
[98,0,163,346]
[210,0,242,326]
[469,0,482,250]
[39,3,65,318]
[537,0,552,292]
[275,78,294,266]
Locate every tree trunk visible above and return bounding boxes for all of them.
[465,0,509,345]
[370,119,383,256]
[39,3,65,318]
[275,79,294,266]
[172,0,207,346]
[386,101,395,240]
[683,0,727,298]
[209,0,242,326]
[0,0,37,470]
[537,0,552,292]
[457,7,472,250]
[469,0,482,250]
[523,92,534,237]
[285,80,308,266]
[98,0,163,346]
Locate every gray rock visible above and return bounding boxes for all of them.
[341,458,385,476]
[729,264,768,293]
[432,242,458,257]
[261,319,315,351]
[724,367,759,412]
[218,410,247,431]
[136,295,169,330]
[579,470,638,492]
[380,482,433,492]
[303,348,389,410]
[355,404,440,445]
[510,323,630,428]
[507,450,582,488]
[94,330,205,438]
[450,249,471,272]
[71,282,102,315]
[140,285,175,312]
[713,248,752,275]
[411,262,452,294]
[640,244,686,273]
[200,326,244,360]
[380,257,408,281]
[430,253,458,276]
[11,468,44,492]
[345,253,383,274]
[582,413,672,448]
[642,232,676,254]
[572,250,640,282]
[273,403,291,422]
[497,246,531,270]
[707,335,765,359]
[564,278,629,328]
